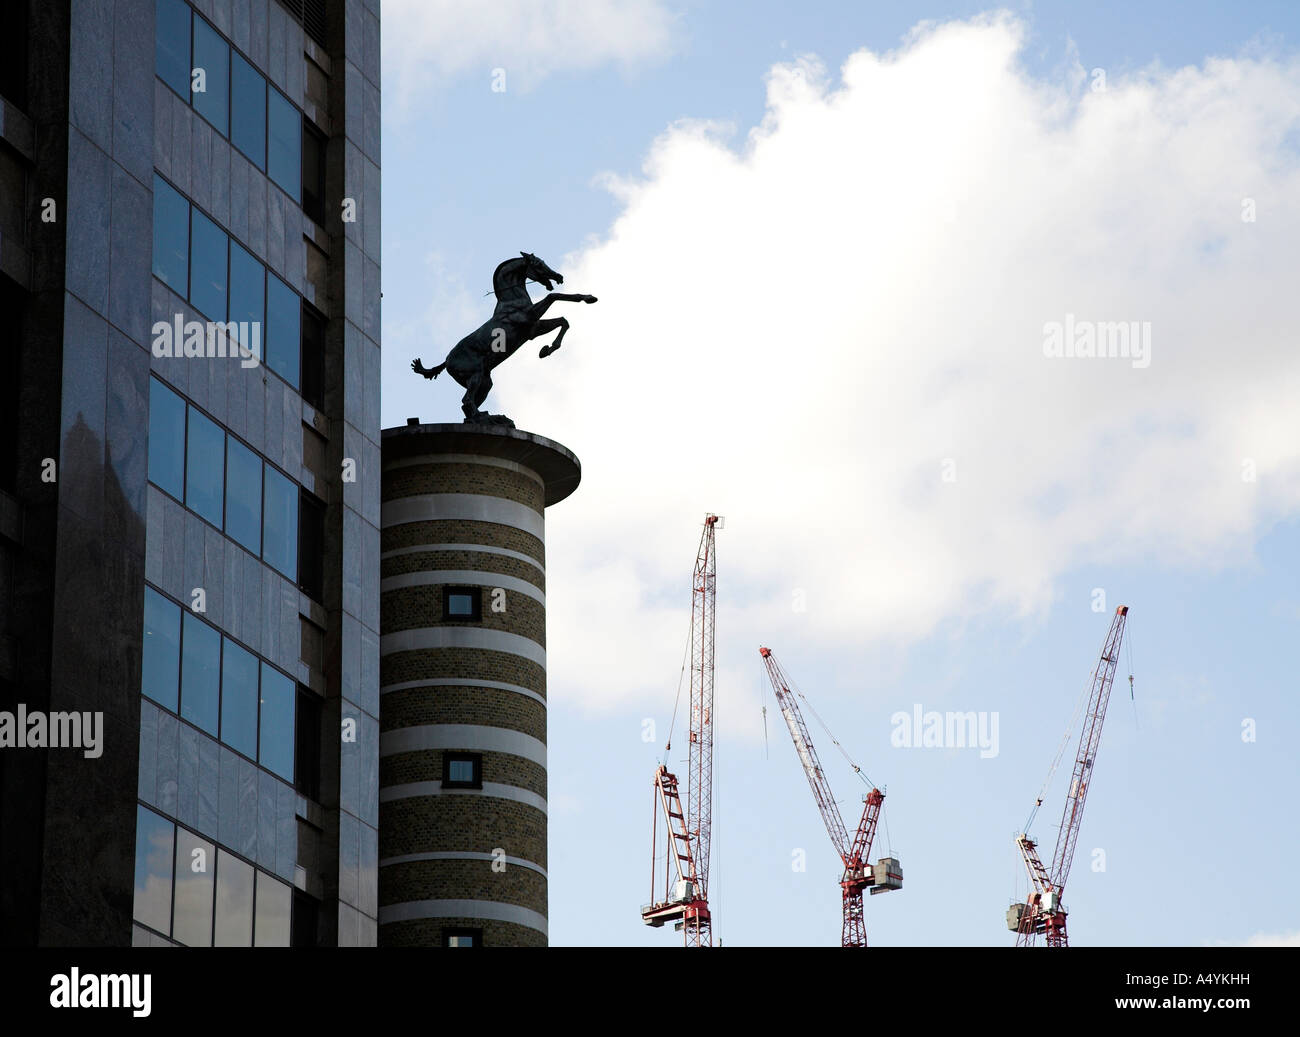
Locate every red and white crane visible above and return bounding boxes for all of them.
[1008,605,1129,946]
[642,515,719,946]
[759,646,902,947]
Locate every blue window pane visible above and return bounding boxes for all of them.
[267,88,301,203]
[231,53,266,169]
[448,759,473,783]
[142,586,181,711]
[262,466,297,580]
[155,0,191,99]
[148,378,186,499]
[152,175,189,293]
[184,406,225,527]
[265,273,299,387]
[172,828,215,947]
[189,208,227,320]
[180,612,221,736]
[133,805,175,935]
[220,638,258,758]
[228,241,264,358]
[224,437,262,554]
[447,593,473,616]
[258,663,295,782]
[191,17,229,136]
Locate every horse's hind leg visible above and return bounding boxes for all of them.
[462,370,491,420]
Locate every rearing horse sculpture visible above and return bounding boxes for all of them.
[411,252,597,427]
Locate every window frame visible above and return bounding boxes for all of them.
[442,586,482,623]
[441,752,483,791]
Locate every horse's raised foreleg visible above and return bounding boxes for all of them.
[530,317,569,358]
[525,292,597,322]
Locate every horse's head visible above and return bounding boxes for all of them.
[520,252,563,291]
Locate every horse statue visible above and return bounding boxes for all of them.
[411,252,597,427]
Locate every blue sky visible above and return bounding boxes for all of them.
[380,1,1300,946]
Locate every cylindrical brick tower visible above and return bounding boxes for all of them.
[377,422,579,947]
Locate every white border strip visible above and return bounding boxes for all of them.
[382,543,545,576]
[380,780,547,815]
[379,899,548,936]
[382,494,543,540]
[380,678,546,709]
[384,453,545,489]
[379,851,548,880]
[380,723,547,768]
[381,627,546,668]
[381,570,545,606]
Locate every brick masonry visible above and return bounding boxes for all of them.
[379,425,578,947]
[380,917,546,948]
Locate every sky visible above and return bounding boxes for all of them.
[378,1,1300,947]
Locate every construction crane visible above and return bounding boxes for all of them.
[759,646,902,947]
[641,515,719,946]
[1008,605,1129,947]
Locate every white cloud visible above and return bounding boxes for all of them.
[504,13,1300,723]
[383,0,679,106]
[1215,929,1300,947]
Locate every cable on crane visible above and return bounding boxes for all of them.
[662,599,694,764]
[1126,621,1139,732]
[880,798,894,858]
[786,669,875,789]
[1023,648,1098,833]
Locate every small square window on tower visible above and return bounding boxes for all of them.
[442,752,482,790]
[442,586,482,622]
[443,927,482,948]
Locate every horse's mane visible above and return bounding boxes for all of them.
[492,255,527,293]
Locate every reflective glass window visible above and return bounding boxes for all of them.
[172,828,215,947]
[189,208,228,321]
[191,17,229,136]
[228,240,264,357]
[180,611,220,736]
[155,0,191,98]
[448,593,473,616]
[448,759,474,783]
[141,586,181,711]
[224,435,262,554]
[151,175,189,293]
[231,52,266,168]
[266,273,300,387]
[132,805,175,935]
[220,638,259,759]
[258,663,295,783]
[184,405,225,527]
[213,850,254,946]
[267,88,301,203]
[262,465,298,579]
[254,871,292,947]
[148,377,186,499]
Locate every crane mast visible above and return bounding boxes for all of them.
[759,646,902,947]
[1009,605,1129,947]
[641,515,719,946]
